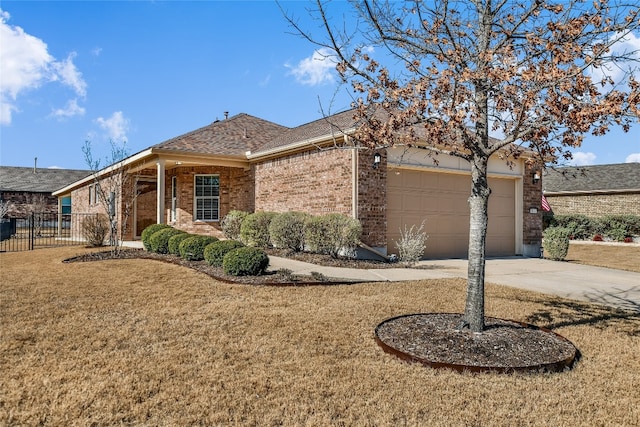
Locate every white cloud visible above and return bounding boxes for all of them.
[625,153,640,163]
[95,111,129,142]
[569,151,597,166]
[51,98,86,119]
[0,9,87,125]
[51,52,87,97]
[286,48,337,86]
[588,31,640,86]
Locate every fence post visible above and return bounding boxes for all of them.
[29,212,35,250]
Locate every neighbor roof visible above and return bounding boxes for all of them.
[153,113,289,157]
[543,163,640,194]
[0,166,91,193]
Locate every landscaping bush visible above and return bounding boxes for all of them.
[395,220,428,265]
[81,214,109,247]
[596,215,640,240]
[304,213,362,258]
[221,210,249,240]
[550,214,594,240]
[168,232,192,256]
[239,211,276,247]
[204,240,245,267]
[543,227,570,261]
[148,228,186,254]
[141,224,172,251]
[222,247,269,276]
[269,211,309,252]
[178,235,219,261]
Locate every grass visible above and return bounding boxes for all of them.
[1,246,639,426]
[566,242,640,273]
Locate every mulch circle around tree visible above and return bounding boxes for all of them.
[375,313,580,374]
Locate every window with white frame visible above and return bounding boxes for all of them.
[194,175,219,221]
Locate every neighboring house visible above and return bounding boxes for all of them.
[543,163,640,217]
[0,166,91,217]
[54,110,544,259]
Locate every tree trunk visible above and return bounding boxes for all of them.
[464,155,491,332]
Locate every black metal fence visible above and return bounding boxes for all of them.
[0,212,96,252]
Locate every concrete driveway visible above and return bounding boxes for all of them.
[268,256,640,313]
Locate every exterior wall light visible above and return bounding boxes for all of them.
[373,152,382,169]
[532,171,541,184]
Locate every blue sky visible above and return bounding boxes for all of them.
[1,1,638,170]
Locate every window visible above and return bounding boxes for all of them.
[171,176,177,222]
[194,175,219,221]
[89,184,100,206]
[61,197,72,214]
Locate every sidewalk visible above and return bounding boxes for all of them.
[268,256,640,313]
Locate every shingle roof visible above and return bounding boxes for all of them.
[255,109,362,153]
[152,113,289,156]
[543,163,640,193]
[0,166,92,193]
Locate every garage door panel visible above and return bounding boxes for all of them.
[387,171,516,259]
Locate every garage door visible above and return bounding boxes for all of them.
[387,170,516,258]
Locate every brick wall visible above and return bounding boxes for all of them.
[0,191,58,217]
[523,162,543,249]
[254,148,354,215]
[167,166,253,238]
[357,150,387,248]
[546,192,640,216]
[253,147,388,249]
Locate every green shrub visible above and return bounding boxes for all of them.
[81,214,109,247]
[141,224,171,251]
[551,214,594,240]
[269,211,309,252]
[596,215,639,240]
[204,240,245,267]
[543,227,570,261]
[304,213,362,258]
[168,233,192,256]
[240,211,276,247]
[221,210,249,240]
[222,247,269,276]
[148,228,186,254]
[178,235,219,261]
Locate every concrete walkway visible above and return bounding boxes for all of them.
[268,256,640,313]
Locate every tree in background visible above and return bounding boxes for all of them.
[82,139,138,253]
[286,0,639,332]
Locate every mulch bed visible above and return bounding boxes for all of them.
[375,313,579,373]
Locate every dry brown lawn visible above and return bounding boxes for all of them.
[1,246,639,426]
[566,242,640,273]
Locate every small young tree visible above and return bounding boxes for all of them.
[82,139,138,254]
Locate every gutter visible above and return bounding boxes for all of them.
[246,128,356,161]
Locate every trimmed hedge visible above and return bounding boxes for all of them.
[204,240,245,267]
[148,228,186,254]
[141,224,172,251]
[304,213,362,258]
[269,211,308,252]
[543,227,570,261]
[240,211,276,247]
[221,210,249,240]
[178,235,219,261]
[544,214,640,241]
[168,233,192,256]
[222,247,269,276]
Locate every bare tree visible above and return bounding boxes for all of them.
[26,193,48,236]
[285,0,639,332]
[82,140,138,254]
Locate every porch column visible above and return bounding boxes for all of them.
[156,159,165,224]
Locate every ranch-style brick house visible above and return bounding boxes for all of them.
[54,110,544,259]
